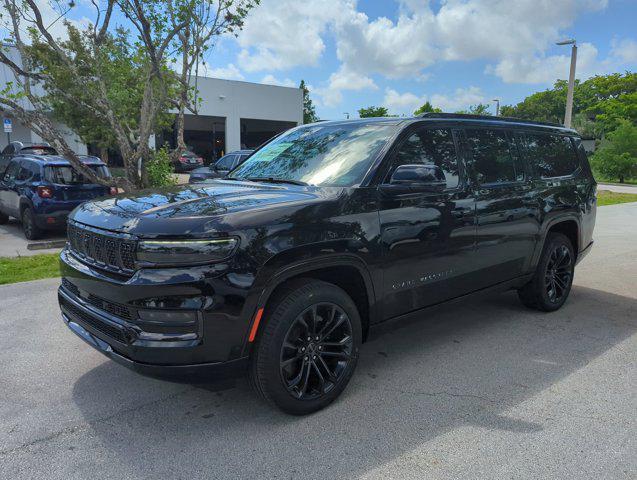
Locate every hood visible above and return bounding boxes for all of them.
[69,179,337,236]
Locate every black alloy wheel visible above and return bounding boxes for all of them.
[250,278,362,415]
[518,232,575,311]
[279,302,354,400]
[22,208,42,240]
[544,244,573,304]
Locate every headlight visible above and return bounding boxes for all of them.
[137,238,238,266]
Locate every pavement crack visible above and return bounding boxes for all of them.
[0,387,195,457]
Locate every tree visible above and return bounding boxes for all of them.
[300,80,318,124]
[358,106,388,118]
[590,120,637,183]
[413,101,441,116]
[500,72,636,135]
[456,103,492,115]
[0,0,257,190]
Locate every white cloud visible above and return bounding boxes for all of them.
[314,66,377,107]
[203,63,245,81]
[383,88,425,116]
[430,86,488,112]
[610,38,637,63]
[384,86,490,115]
[260,74,297,87]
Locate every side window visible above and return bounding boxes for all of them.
[524,133,580,178]
[388,128,460,188]
[3,161,20,182]
[17,165,32,181]
[216,155,236,170]
[465,129,523,184]
[2,145,14,155]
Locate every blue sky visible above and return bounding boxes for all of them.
[14,0,637,120]
[200,0,637,119]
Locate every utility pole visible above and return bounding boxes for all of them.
[556,39,577,128]
[492,99,500,116]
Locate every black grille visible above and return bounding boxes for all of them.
[67,223,136,273]
[62,278,134,321]
[60,296,128,344]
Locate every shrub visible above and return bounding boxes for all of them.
[590,120,637,183]
[146,147,177,188]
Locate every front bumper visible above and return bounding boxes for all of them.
[59,287,248,381]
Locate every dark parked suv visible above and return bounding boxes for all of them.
[58,114,596,414]
[0,154,114,239]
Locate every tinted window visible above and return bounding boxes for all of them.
[524,134,579,178]
[17,165,32,181]
[20,146,57,155]
[389,128,460,188]
[3,161,20,181]
[45,165,110,184]
[466,129,523,184]
[2,145,14,155]
[215,155,236,170]
[231,123,397,186]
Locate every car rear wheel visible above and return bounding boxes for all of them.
[0,211,8,225]
[22,207,43,240]
[249,279,362,415]
[518,232,575,311]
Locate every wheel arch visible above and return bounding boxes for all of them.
[243,255,378,354]
[532,215,581,268]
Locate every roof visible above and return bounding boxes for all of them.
[306,114,576,134]
[15,154,106,166]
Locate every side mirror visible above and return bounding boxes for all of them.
[384,164,447,194]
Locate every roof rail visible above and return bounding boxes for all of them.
[417,112,566,129]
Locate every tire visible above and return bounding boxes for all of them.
[249,278,362,415]
[518,232,575,312]
[21,207,43,240]
[0,210,8,225]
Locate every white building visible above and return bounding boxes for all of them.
[1,45,303,162]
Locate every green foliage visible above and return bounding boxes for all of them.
[590,120,637,183]
[413,101,442,116]
[146,147,177,188]
[358,106,389,118]
[455,104,493,115]
[300,80,319,124]
[501,72,637,136]
[26,26,176,151]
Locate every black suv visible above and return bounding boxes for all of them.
[58,114,596,415]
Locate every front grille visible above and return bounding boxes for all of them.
[62,278,134,321]
[60,296,128,344]
[67,223,136,274]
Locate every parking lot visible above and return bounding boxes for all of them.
[1,202,635,480]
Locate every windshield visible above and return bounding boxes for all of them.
[45,165,111,185]
[20,146,57,155]
[230,123,397,186]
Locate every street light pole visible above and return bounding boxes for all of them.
[556,39,577,128]
[492,99,500,116]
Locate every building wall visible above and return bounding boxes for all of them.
[192,77,303,151]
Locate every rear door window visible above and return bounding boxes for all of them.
[20,146,58,155]
[523,133,580,178]
[45,165,110,184]
[387,128,461,189]
[2,161,20,182]
[465,129,524,185]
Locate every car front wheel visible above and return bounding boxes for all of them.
[249,279,362,415]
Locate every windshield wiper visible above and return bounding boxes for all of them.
[242,177,308,186]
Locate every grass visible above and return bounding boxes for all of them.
[0,253,61,285]
[597,190,637,206]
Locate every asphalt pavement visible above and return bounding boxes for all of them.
[0,218,64,257]
[0,202,635,479]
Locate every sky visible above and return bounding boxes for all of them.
[7,0,637,120]
[200,0,637,119]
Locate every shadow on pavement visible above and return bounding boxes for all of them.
[71,285,636,478]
